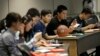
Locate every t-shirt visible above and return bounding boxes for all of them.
[46,17,68,35]
[74,16,87,27]
[71,16,87,33]
[33,21,46,35]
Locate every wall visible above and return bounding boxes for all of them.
[0,0,71,19]
[0,0,99,19]
[0,0,8,19]
[97,0,100,12]
[69,0,83,16]
[9,0,54,16]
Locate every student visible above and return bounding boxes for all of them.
[71,8,96,32]
[46,5,68,35]
[71,8,96,56]
[19,15,46,50]
[24,8,40,42]
[0,12,22,56]
[24,8,49,47]
[33,9,57,40]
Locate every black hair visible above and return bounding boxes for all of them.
[0,19,7,32]
[21,15,33,25]
[56,5,68,13]
[19,15,33,38]
[5,12,21,28]
[41,9,52,17]
[81,8,93,14]
[26,8,40,17]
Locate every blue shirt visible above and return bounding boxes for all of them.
[28,21,46,51]
[33,21,46,35]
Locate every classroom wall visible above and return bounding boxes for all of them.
[69,0,83,16]
[9,0,54,16]
[0,0,99,20]
[0,0,70,19]
[0,0,8,19]
[97,0,100,12]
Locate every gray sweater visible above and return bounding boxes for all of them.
[0,29,22,56]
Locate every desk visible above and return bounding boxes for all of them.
[54,31,100,56]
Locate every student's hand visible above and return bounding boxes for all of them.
[34,32,42,42]
[35,40,48,47]
[71,19,77,26]
[69,26,75,33]
[40,40,49,46]
[69,19,78,33]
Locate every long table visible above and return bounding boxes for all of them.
[54,31,100,56]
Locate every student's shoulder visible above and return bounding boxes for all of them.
[34,21,44,28]
[2,31,13,39]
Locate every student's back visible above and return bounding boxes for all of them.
[0,29,22,56]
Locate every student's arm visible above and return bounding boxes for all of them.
[81,24,96,31]
[43,33,58,40]
[26,32,43,48]
[2,35,22,56]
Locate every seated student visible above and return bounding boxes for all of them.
[71,8,96,33]
[0,12,22,56]
[46,5,75,35]
[33,9,57,40]
[23,8,40,42]
[19,15,47,50]
[46,5,69,35]
[71,8,96,56]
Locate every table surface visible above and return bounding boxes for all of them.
[53,30,100,56]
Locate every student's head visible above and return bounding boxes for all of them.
[20,16,33,33]
[5,12,21,31]
[41,9,52,23]
[26,8,40,26]
[81,8,93,20]
[56,5,68,20]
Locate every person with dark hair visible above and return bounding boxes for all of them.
[70,8,96,56]
[0,12,22,56]
[18,8,48,51]
[71,8,96,33]
[24,8,40,42]
[33,9,57,40]
[18,15,45,51]
[26,8,40,17]
[34,9,52,34]
[46,5,68,35]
